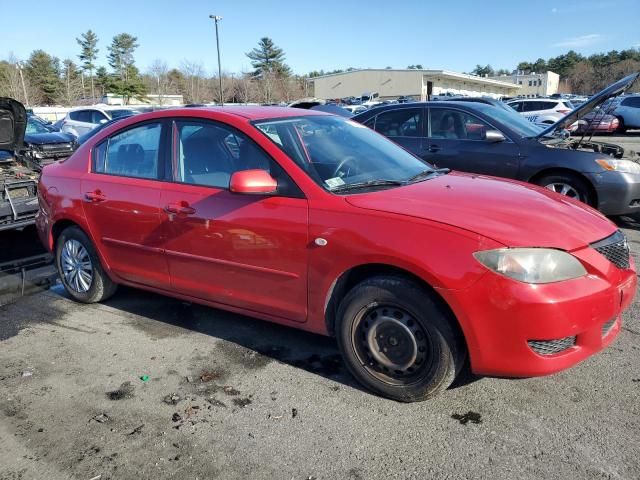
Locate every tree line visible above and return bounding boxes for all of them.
[470,48,640,94]
[0,33,311,107]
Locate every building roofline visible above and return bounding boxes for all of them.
[308,68,520,89]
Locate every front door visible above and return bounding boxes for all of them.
[421,107,521,178]
[81,121,170,288]
[160,119,309,322]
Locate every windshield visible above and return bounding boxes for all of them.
[471,103,543,137]
[253,116,433,192]
[26,117,53,134]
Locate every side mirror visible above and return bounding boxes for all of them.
[485,129,506,143]
[229,169,278,195]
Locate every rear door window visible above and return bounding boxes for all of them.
[374,108,423,137]
[93,122,162,179]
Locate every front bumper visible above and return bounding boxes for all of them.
[588,170,640,216]
[438,245,637,377]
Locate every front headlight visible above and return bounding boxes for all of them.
[596,159,640,174]
[474,248,587,284]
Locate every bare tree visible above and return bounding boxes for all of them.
[60,59,84,106]
[0,54,42,105]
[148,59,169,104]
[180,60,206,103]
[234,71,257,104]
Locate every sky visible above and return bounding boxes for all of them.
[1,0,639,76]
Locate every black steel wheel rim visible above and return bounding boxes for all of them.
[351,303,435,386]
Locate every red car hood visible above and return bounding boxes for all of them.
[345,172,616,251]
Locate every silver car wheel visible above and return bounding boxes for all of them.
[545,182,581,200]
[61,239,93,293]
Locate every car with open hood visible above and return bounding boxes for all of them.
[36,106,635,401]
[22,114,77,171]
[0,98,40,232]
[353,73,640,216]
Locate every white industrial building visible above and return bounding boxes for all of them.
[310,69,521,101]
[488,71,560,97]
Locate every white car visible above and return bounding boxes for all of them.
[342,105,368,114]
[60,107,136,137]
[506,99,575,124]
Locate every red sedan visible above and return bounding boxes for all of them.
[35,107,636,402]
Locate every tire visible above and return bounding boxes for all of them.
[535,173,593,206]
[335,276,465,402]
[56,226,117,303]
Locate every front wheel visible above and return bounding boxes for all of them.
[535,173,593,206]
[335,276,464,402]
[56,226,117,303]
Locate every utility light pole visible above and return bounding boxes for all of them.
[209,15,224,105]
[16,61,29,107]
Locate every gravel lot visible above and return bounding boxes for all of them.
[1,137,640,479]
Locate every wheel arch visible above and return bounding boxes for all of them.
[528,167,598,207]
[324,263,468,354]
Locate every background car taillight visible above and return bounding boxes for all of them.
[612,118,619,128]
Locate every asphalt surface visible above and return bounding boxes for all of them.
[1,135,640,479]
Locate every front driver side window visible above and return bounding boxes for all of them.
[430,109,494,140]
[172,120,301,196]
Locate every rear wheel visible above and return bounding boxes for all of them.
[335,276,464,402]
[56,226,117,303]
[535,173,593,206]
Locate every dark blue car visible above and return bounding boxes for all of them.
[352,73,640,216]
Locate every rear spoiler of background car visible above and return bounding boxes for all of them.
[537,72,639,139]
[0,97,27,152]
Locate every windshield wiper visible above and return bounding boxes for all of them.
[329,179,405,193]
[407,168,450,183]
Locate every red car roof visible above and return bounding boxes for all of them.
[166,106,329,121]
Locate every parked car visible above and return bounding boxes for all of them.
[59,106,137,137]
[507,98,575,124]
[75,113,136,146]
[397,95,415,103]
[36,106,636,402]
[572,110,620,134]
[0,98,40,231]
[342,105,368,115]
[353,73,640,216]
[604,94,640,131]
[22,114,77,170]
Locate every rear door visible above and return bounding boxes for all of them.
[372,107,424,155]
[421,106,521,178]
[81,120,170,288]
[66,110,95,135]
[159,118,309,322]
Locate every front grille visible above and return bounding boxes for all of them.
[40,142,73,152]
[602,318,616,337]
[528,336,576,355]
[591,231,630,269]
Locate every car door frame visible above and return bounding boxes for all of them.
[423,105,522,177]
[157,115,311,322]
[80,118,172,288]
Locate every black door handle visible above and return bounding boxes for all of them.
[427,144,441,153]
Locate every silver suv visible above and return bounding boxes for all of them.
[607,94,640,131]
[60,107,136,137]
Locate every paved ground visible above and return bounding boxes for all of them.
[1,134,640,479]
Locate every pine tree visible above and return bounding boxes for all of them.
[25,50,62,105]
[76,30,99,100]
[246,37,291,77]
[106,33,146,104]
